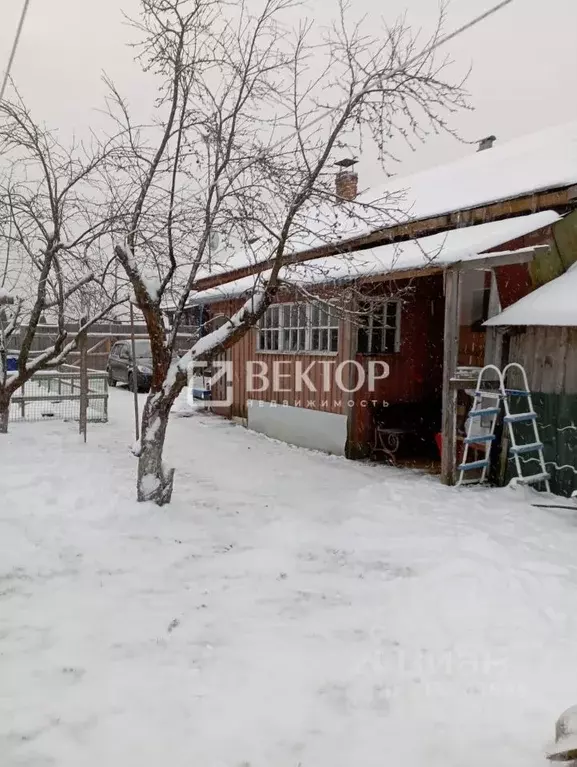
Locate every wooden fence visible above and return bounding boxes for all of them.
[8,322,200,372]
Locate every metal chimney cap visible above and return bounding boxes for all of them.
[335,157,358,169]
[477,135,497,151]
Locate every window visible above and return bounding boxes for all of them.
[460,271,491,331]
[119,344,130,360]
[310,304,339,353]
[257,302,339,353]
[357,299,401,354]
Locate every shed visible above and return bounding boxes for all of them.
[486,265,577,496]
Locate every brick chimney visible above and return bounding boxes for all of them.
[335,158,358,201]
[477,135,497,152]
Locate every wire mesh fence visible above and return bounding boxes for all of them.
[9,371,108,424]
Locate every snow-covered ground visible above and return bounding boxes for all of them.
[1,389,577,767]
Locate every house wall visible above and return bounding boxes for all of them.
[503,327,577,498]
[203,230,557,460]
[349,274,445,453]
[457,227,555,368]
[206,294,352,454]
[208,297,351,420]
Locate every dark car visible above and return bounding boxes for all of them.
[107,340,154,392]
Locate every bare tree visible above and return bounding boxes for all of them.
[108,0,468,505]
[0,98,125,433]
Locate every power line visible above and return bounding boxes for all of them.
[266,0,516,155]
[0,0,32,102]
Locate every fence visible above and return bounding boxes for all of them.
[8,322,200,373]
[10,370,108,424]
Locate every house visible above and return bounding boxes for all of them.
[186,121,577,486]
[485,263,577,498]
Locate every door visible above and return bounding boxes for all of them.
[108,343,122,380]
[118,343,131,383]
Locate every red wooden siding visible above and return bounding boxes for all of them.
[207,297,349,419]
[204,225,553,454]
[351,275,445,449]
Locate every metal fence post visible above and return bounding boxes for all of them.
[130,303,140,442]
[79,324,88,442]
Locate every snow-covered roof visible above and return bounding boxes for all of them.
[190,121,577,289]
[189,210,560,305]
[364,120,577,222]
[485,262,577,327]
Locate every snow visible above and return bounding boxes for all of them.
[2,389,577,766]
[486,262,577,327]
[140,473,160,494]
[364,120,577,225]
[144,418,161,443]
[547,704,577,759]
[189,211,560,305]
[141,276,161,302]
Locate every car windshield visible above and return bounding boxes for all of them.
[133,340,152,360]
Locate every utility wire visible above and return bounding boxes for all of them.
[0,0,32,102]
[265,0,516,154]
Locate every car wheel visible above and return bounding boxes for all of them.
[107,368,117,387]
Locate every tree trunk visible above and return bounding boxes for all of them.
[136,391,177,505]
[0,391,10,434]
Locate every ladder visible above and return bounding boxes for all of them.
[456,363,550,491]
[502,363,551,493]
[456,364,503,487]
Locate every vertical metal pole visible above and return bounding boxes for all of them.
[79,324,88,442]
[130,303,140,442]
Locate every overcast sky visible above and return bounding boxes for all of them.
[1,0,576,189]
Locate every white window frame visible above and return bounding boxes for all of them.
[358,299,401,354]
[256,302,339,354]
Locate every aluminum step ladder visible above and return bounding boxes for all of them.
[456,364,503,487]
[502,363,551,493]
[456,363,550,491]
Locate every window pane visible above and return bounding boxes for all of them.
[320,329,329,351]
[284,305,292,326]
[372,328,383,354]
[299,329,306,349]
[319,306,329,327]
[311,304,319,327]
[386,302,398,326]
[270,307,279,327]
[283,329,290,350]
[298,305,307,326]
[311,329,319,350]
[271,331,279,350]
[330,328,339,352]
[384,328,396,352]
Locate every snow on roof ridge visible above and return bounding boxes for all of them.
[368,118,577,194]
[364,119,577,218]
